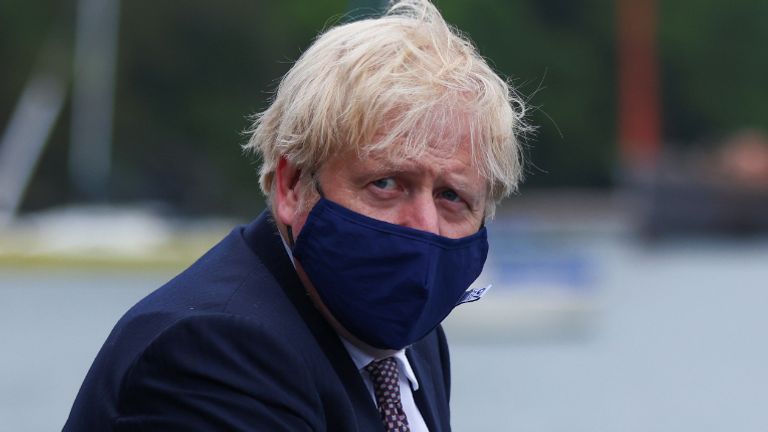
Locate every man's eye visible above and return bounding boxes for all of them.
[440,189,461,202]
[372,178,397,190]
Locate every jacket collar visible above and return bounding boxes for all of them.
[243,210,383,430]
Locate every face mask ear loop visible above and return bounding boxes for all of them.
[286,225,295,249]
[314,178,325,198]
[287,174,323,250]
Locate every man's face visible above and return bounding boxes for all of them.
[278,137,488,240]
[273,133,488,354]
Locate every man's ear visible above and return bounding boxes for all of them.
[274,156,302,226]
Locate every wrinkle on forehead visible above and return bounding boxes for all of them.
[356,108,479,170]
[362,144,469,174]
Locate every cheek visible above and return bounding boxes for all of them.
[440,212,485,238]
[440,223,475,239]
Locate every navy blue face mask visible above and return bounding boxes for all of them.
[292,197,489,350]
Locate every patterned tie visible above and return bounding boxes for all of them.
[365,357,411,432]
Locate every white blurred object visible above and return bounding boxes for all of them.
[2,205,171,258]
[0,75,66,226]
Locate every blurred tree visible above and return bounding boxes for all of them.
[441,0,617,188]
[108,0,344,216]
[661,0,768,145]
[1,0,766,215]
[0,1,70,115]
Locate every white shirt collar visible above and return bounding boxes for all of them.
[339,337,420,391]
[278,228,296,265]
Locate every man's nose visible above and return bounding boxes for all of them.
[400,193,440,235]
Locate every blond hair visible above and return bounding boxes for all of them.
[245,0,527,216]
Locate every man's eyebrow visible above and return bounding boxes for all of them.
[440,172,484,192]
[361,158,485,191]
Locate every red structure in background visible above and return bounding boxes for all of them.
[617,0,661,171]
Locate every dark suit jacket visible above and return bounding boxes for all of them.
[63,210,453,431]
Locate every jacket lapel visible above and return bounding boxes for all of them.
[408,347,444,432]
[245,212,383,430]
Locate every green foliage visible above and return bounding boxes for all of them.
[441,0,617,187]
[109,0,346,215]
[1,0,766,215]
[661,0,768,142]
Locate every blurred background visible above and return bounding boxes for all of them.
[1,0,767,430]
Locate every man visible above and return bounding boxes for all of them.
[64,0,526,430]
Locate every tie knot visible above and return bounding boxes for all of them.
[365,357,398,379]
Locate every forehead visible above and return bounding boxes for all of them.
[361,112,479,167]
[362,140,472,172]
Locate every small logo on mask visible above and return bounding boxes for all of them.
[457,284,492,305]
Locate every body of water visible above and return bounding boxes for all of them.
[2,227,767,431]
